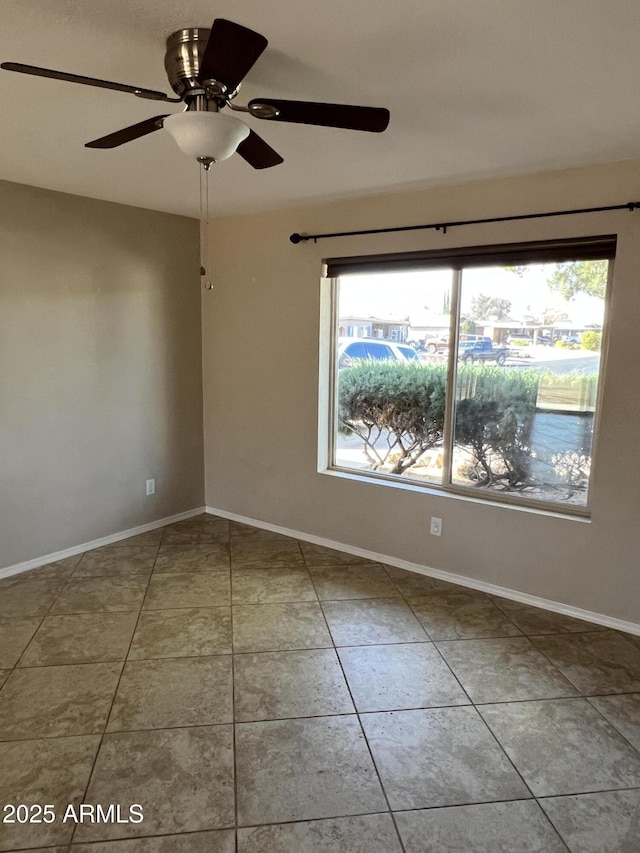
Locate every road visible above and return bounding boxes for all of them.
[507,348,600,375]
[421,347,600,375]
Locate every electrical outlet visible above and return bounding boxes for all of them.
[430,516,442,536]
[146,478,155,496]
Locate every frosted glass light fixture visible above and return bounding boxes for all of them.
[163,111,249,163]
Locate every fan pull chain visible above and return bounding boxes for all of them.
[199,159,214,290]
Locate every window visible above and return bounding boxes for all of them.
[397,345,420,362]
[326,237,614,512]
[367,342,395,360]
[340,342,369,365]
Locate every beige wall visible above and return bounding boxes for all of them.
[1,180,203,567]
[202,160,640,625]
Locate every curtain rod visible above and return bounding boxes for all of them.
[289,201,640,244]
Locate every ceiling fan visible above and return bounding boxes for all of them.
[1,18,390,170]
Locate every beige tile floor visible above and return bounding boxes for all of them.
[1,513,640,851]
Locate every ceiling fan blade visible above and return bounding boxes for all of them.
[248,99,390,132]
[199,19,268,92]
[236,129,283,169]
[0,62,180,102]
[85,115,169,149]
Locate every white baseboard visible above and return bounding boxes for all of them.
[206,505,640,637]
[0,507,206,581]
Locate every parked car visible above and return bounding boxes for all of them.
[458,339,510,365]
[424,335,450,354]
[337,338,420,368]
[424,334,491,354]
[507,334,552,346]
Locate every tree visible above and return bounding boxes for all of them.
[470,295,512,321]
[506,265,527,279]
[547,260,608,301]
[542,308,570,325]
[456,366,538,487]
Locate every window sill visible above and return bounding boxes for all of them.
[319,465,591,522]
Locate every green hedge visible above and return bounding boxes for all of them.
[337,362,539,485]
[459,365,539,483]
[337,362,446,474]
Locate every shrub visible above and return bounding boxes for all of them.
[337,362,446,474]
[338,362,539,485]
[580,330,602,351]
[454,397,502,484]
[455,366,538,486]
[456,365,538,413]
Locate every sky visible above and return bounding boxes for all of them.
[339,264,606,327]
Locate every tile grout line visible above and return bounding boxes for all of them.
[1,616,45,688]
[0,720,229,744]
[527,633,623,698]
[472,702,543,800]
[66,527,164,847]
[432,634,579,703]
[8,559,83,675]
[382,563,522,644]
[232,807,403,832]
[373,572,556,824]
[403,595,525,640]
[486,594,541,635]
[10,539,163,672]
[535,783,640,801]
[309,565,408,853]
[583,695,640,761]
[7,689,640,744]
[532,799,573,852]
[229,526,240,853]
[427,638,476,706]
[490,596,619,640]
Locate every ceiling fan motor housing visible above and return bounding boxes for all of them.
[164,28,211,99]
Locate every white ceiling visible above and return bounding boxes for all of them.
[2,0,640,218]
